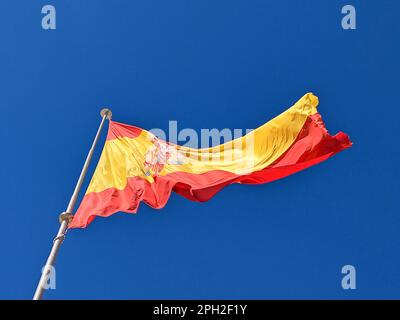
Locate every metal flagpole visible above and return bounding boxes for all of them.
[33,108,112,300]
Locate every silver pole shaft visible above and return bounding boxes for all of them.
[33,109,112,300]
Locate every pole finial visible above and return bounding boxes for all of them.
[100,108,112,120]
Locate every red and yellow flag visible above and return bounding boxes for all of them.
[69,93,352,228]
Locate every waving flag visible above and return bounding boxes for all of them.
[69,93,351,228]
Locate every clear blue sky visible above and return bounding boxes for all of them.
[1,0,399,299]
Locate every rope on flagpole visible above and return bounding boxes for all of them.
[33,108,112,300]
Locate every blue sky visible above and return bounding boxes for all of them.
[1,0,399,299]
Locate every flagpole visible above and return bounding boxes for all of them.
[33,108,112,300]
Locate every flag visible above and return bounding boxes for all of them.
[69,93,352,228]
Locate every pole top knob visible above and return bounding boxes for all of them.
[100,108,112,120]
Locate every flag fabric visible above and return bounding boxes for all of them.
[69,93,352,228]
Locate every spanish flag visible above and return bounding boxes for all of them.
[69,93,352,228]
